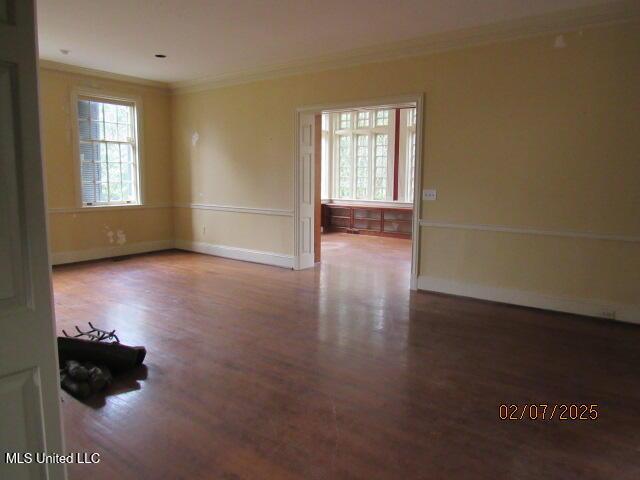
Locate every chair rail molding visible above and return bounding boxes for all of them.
[175,202,294,217]
[419,220,640,243]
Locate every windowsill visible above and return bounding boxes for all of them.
[322,199,413,208]
[48,203,156,214]
[81,203,143,209]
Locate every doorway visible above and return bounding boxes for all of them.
[293,95,423,289]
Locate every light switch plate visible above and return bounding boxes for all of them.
[423,189,437,201]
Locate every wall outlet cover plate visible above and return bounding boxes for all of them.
[423,189,437,201]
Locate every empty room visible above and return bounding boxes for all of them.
[1,1,639,479]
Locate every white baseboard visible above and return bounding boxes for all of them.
[51,240,175,265]
[175,240,294,269]
[417,275,639,325]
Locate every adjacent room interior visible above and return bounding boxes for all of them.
[1,1,639,479]
[318,104,417,282]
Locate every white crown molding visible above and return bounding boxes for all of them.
[175,202,293,217]
[36,2,640,95]
[175,240,293,269]
[51,239,174,265]
[38,59,170,91]
[171,1,640,94]
[420,220,640,243]
[417,275,639,324]
[48,203,172,214]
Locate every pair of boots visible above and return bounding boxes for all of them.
[60,360,112,399]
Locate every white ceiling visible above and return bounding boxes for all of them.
[37,0,613,84]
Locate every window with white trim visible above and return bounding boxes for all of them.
[76,95,141,206]
[330,108,394,201]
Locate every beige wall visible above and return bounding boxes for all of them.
[39,21,639,319]
[40,68,173,258]
[171,22,640,314]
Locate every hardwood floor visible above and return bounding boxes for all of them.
[52,233,640,480]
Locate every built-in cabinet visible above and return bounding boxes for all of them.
[322,203,412,238]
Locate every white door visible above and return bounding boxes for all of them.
[0,1,67,479]
[296,112,315,269]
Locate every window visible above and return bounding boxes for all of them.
[322,106,417,203]
[328,108,394,202]
[355,135,369,199]
[374,134,388,200]
[337,135,352,198]
[406,108,416,201]
[406,131,416,201]
[76,94,141,206]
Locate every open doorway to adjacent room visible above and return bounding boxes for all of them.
[295,97,422,287]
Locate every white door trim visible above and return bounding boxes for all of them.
[293,93,425,286]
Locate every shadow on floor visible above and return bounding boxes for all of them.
[67,364,149,409]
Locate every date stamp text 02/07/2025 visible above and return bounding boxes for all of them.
[499,404,598,421]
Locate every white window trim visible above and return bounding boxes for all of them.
[329,109,396,202]
[406,112,416,203]
[70,87,145,209]
[321,114,332,201]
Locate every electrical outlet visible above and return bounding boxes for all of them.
[423,189,437,201]
[601,310,616,320]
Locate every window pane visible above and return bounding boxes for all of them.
[122,182,133,201]
[98,162,108,182]
[376,109,389,126]
[103,103,117,123]
[117,124,130,141]
[109,181,123,202]
[120,144,132,163]
[374,134,388,199]
[108,162,122,184]
[339,113,350,129]
[90,102,102,121]
[338,135,352,198]
[80,162,97,204]
[107,143,120,163]
[78,100,90,119]
[97,143,107,162]
[105,122,118,140]
[79,142,94,162]
[407,130,416,202]
[97,183,109,203]
[357,111,370,128]
[355,135,369,199]
[117,105,130,124]
[78,119,91,140]
[122,162,133,182]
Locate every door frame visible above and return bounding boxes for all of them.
[293,93,425,289]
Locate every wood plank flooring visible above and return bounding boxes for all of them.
[52,233,640,479]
